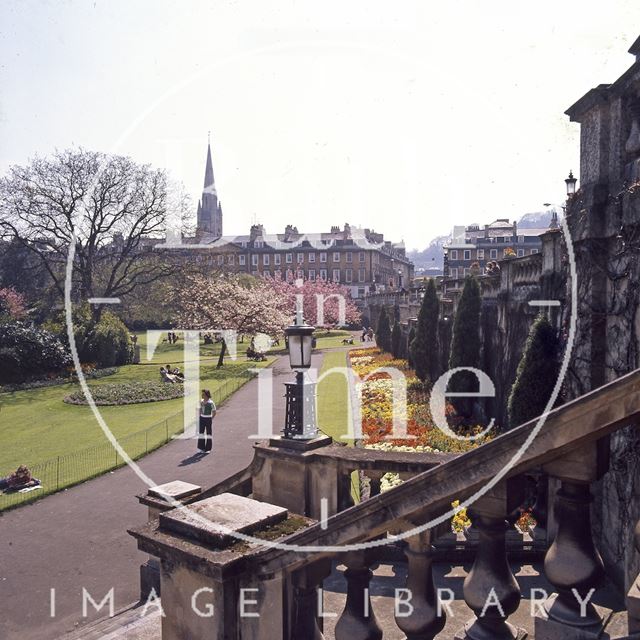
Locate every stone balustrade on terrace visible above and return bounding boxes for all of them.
[129,368,640,639]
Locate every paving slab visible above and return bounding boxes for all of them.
[159,493,288,546]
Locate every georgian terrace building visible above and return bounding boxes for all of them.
[443,218,549,279]
[180,222,413,301]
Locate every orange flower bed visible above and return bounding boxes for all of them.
[350,347,493,452]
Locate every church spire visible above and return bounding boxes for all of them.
[203,134,216,192]
[197,134,223,238]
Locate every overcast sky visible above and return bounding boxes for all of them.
[1,1,639,250]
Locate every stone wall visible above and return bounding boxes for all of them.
[565,47,640,590]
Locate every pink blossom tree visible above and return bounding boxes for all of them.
[175,274,290,366]
[265,277,361,327]
[0,287,27,320]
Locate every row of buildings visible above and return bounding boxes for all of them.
[182,142,413,301]
[443,216,554,279]
[187,141,559,300]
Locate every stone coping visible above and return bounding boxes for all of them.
[159,493,288,548]
[149,480,202,501]
[254,440,459,471]
[128,511,314,581]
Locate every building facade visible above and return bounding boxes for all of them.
[443,219,547,279]
[188,141,413,299]
[188,222,413,300]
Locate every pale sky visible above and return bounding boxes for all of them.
[1,1,639,250]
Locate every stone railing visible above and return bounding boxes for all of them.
[130,368,640,639]
[503,253,544,287]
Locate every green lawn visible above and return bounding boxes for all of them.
[317,349,359,502]
[0,329,356,509]
[317,350,353,442]
[0,333,273,475]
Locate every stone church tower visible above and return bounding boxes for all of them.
[196,139,223,237]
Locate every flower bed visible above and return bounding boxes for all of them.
[350,347,498,531]
[350,347,494,451]
[64,381,184,406]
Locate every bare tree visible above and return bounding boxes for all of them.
[0,148,191,319]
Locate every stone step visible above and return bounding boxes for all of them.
[58,603,160,640]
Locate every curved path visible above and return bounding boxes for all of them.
[0,353,324,640]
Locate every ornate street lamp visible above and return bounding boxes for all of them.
[283,313,318,439]
[565,170,577,196]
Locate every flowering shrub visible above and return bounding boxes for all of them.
[451,500,472,532]
[64,381,184,406]
[0,287,27,320]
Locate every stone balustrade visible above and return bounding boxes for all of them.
[129,368,640,639]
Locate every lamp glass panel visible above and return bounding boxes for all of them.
[301,335,313,367]
[288,334,304,368]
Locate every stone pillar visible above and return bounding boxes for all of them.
[335,551,382,640]
[394,529,445,640]
[129,493,291,640]
[536,442,612,639]
[136,480,202,599]
[455,478,527,640]
[252,436,334,518]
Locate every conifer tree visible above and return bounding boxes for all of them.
[448,276,482,417]
[391,322,402,358]
[376,307,392,353]
[407,325,416,368]
[507,314,560,430]
[411,279,440,383]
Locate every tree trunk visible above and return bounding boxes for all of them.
[217,338,227,368]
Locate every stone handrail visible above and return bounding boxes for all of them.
[254,441,458,474]
[251,367,640,574]
[129,368,640,639]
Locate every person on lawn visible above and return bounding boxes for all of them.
[198,389,216,453]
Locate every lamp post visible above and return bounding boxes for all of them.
[565,170,577,196]
[283,312,318,439]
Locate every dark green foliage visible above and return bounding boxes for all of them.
[507,315,560,430]
[391,322,402,358]
[86,312,132,367]
[407,325,416,368]
[47,306,132,367]
[411,279,439,383]
[376,307,392,353]
[0,322,71,383]
[448,276,482,417]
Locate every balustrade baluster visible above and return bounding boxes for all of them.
[291,561,331,640]
[538,481,605,631]
[536,442,611,638]
[395,529,445,640]
[335,550,382,640]
[455,479,526,640]
[626,519,640,633]
[368,471,383,499]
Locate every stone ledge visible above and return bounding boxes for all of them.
[159,493,288,548]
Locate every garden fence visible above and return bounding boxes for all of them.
[0,373,256,511]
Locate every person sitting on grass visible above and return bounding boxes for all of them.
[160,366,176,383]
[0,465,40,492]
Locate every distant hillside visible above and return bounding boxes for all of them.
[517,209,561,229]
[409,210,560,271]
[407,234,449,271]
